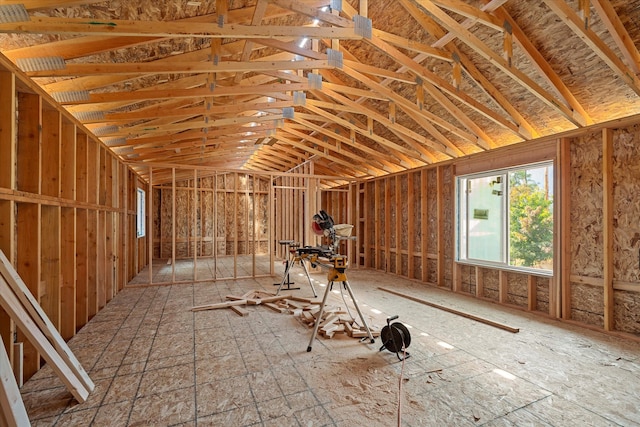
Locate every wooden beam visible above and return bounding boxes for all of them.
[0,71,16,191]
[397,0,538,139]
[16,203,40,379]
[0,274,89,403]
[384,177,391,272]
[493,7,592,126]
[559,137,571,319]
[75,208,88,331]
[0,249,94,396]
[407,172,415,279]
[417,0,584,127]
[0,335,30,427]
[26,59,333,78]
[0,17,361,40]
[60,208,76,340]
[58,82,308,106]
[592,0,640,75]
[436,166,445,286]
[0,71,16,369]
[421,169,429,283]
[602,128,614,331]
[543,0,640,97]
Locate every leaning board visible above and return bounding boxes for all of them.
[0,249,94,392]
[0,337,29,427]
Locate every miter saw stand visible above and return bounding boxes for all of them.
[275,240,317,297]
[303,210,376,352]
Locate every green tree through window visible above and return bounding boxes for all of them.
[508,169,553,268]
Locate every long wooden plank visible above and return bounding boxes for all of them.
[75,208,88,331]
[190,299,248,312]
[0,274,89,403]
[0,250,94,393]
[0,71,16,355]
[603,128,614,331]
[16,203,40,379]
[60,207,76,340]
[0,337,29,427]
[378,287,520,333]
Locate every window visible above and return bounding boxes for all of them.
[136,188,146,238]
[456,162,553,273]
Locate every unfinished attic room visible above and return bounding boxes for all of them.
[4,0,640,425]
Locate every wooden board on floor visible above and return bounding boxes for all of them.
[378,287,520,333]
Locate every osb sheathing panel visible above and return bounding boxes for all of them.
[378,180,386,270]
[571,283,604,328]
[570,132,603,277]
[613,125,640,283]
[365,181,375,264]
[201,190,214,257]
[389,177,397,274]
[224,192,235,256]
[152,188,162,258]
[426,169,438,255]
[505,272,528,309]
[481,269,500,302]
[400,175,409,276]
[459,265,476,295]
[411,172,422,280]
[442,166,454,288]
[536,278,550,314]
[427,259,437,284]
[614,290,640,334]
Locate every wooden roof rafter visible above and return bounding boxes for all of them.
[413,0,587,128]
[542,0,640,97]
[279,124,389,176]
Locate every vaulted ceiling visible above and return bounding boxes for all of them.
[1,0,640,184]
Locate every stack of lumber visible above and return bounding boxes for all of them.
[298,306,381,339]
[190,289,381,340]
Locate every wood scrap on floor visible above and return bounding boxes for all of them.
[189,289,380,340]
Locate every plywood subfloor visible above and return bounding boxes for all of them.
[19,264,640,426]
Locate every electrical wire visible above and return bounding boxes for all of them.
[397,346,407,427]
[339,283,357,326]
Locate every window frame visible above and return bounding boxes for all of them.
[136,187,146,238]
[455,160,554,276]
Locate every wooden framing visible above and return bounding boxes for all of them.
[0,56,145,388]
[0,335,29,427]
[559,137,571,319]
[0,70,16,373]
[602,128,614,330]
